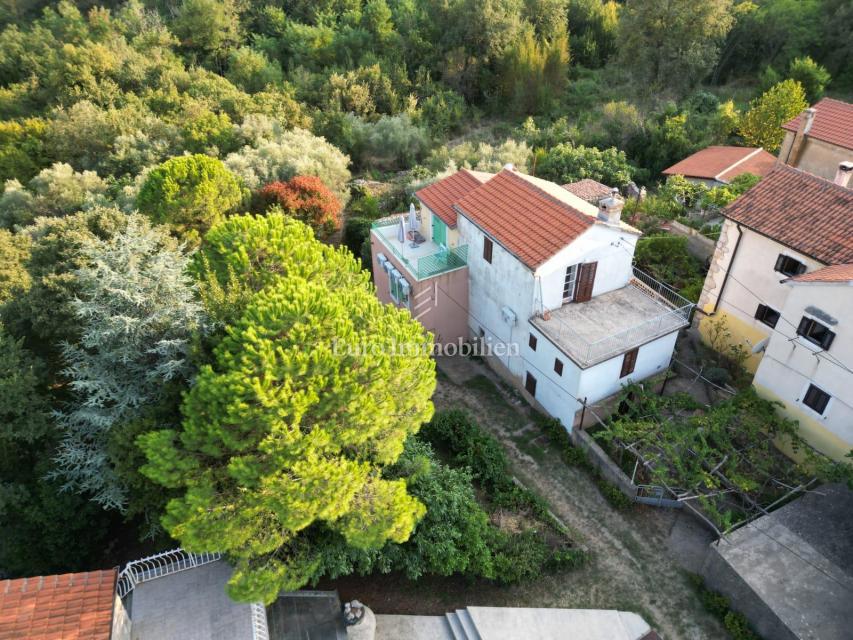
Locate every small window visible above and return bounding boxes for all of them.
[796,316,835,350]
[620,347,638,378]
[774,254,806,277]
[554,358,564,376]
[524,372,537,397]
[528,333,537,351]
[754,304,780,328]
[483,237,493,263]
[802,384,830,415]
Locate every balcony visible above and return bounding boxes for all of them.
[372,217,468,281]
[531,268,694,368]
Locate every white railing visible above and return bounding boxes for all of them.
[116,548,222,598]
[250,602,270,640]
[116,547,270,640]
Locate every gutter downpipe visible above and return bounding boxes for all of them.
[709,222,743,316]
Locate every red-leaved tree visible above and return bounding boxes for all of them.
[256,176,343,239]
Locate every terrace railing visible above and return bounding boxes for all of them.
[372,218,468,280]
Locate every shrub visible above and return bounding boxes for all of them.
[491,529,551,584]
[256,176,342,239]
[537,143,634,186]
[787,56,831,103]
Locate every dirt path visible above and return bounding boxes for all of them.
[433,357,727,640]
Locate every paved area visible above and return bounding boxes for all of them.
[532,284,688,366]
[129,561,254,640]
[267,591,347,640]
[703,484,853,640]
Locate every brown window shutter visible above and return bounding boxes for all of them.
[483,237,493,263]
[574,261,598,302]
[620,347,638,378]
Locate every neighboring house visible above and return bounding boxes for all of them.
[0,569,130,640]
[662,146,777,187]
[778,98,853,180]
[701,483,853,640]
[371,167,693,431]
[698,164,853,461]
[561,178,612,204]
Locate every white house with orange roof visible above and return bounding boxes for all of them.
[662,146,777,187]
[370,167,693,430]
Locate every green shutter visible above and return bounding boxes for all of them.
[432,217,447,247]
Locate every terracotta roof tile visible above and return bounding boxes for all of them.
[782,98,853,150]
[454,169,594,269]
[0,570,116,640]
[663,146,777,181]
[723,164,853,264]
[789,263,853,283]
[561,178,612,203]
[415,169,486,227]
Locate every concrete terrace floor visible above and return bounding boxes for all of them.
[128,561,255,640]
[532,284,688,367]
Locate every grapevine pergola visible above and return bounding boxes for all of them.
[593,383,840,537]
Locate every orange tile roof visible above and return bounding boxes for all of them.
[782,98,853,150]
[454,169,594,269]
[415,169,485,227]
[0,570,117,640]
[663,146,777,181]
[789,263,853,283]
[561,178,612,202]
[723,164,853,264]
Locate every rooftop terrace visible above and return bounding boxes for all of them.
[372,216,468,280]
[531,268,693,368]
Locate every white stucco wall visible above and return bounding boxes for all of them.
[535,225,638,311]
[753,281,853,455]
[700,220,825,334]
[522,323,678,429]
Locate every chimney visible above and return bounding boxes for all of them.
[834,161,853,188]
[503,163,515,171]
[597,188,624,225]
[784,107,817,166]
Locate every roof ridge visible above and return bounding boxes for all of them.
[500,169,594,225]
[774,162,851,189]
[714,147,763,182]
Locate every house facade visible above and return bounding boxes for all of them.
[371,167,693,431]
[778,98,853,180]
[698,165,853,461]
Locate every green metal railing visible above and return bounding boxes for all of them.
[372,219,468,280]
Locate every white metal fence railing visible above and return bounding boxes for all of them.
[116,548,270,640]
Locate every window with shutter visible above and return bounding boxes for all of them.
[802,384,831,415]
[620,347,638,378]
[574,262,598,302]
[563,264,578,302]
[528,333,537,351]
[524,372,537,397]
[796,317,835,350]
[483,237,493,263]
[754,304,780,328]
[774,254,806,276]
[554,358,563,376]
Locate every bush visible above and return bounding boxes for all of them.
[537,143,634,186]
[491,529,551,584]
[256,176,343,239]
[787,56,831,103]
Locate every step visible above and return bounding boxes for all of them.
[445,612,468,640]
[455,609,482,640]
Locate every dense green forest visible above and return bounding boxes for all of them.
[0,0,849,600]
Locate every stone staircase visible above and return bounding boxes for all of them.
[444,609,482,640]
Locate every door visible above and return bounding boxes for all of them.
[432,217,447,247]
[563,264,578,303]
[574,261,598,302]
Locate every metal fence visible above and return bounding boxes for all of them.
[116,548,270,640]
[371,218,468,280]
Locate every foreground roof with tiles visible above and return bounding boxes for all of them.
[414,168,487,227]
[453,168,596,270]
[0,569,116,640]
[789,263,853,283]
[723,164,853,265]
[561,178,612,203]
[782,98,853,151]
[662,146,776,182]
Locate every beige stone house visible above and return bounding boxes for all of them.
[778,98,853,180]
